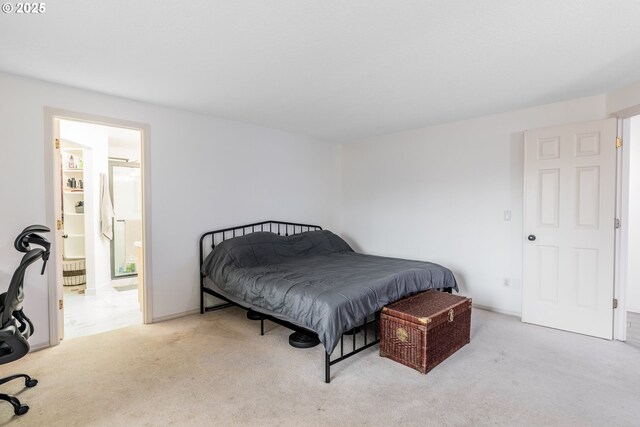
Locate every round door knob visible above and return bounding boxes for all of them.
[527,234,536,241]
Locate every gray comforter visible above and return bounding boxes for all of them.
[202,230,458,354]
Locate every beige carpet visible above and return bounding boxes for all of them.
[0,308,638,426]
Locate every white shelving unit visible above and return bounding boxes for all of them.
[61,148,86,260]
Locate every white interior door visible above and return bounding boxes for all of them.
[53,120,65,341]
[523,118,617,339]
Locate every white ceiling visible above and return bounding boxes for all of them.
[2,1,640,142]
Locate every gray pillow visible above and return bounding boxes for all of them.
[202,230,353,278]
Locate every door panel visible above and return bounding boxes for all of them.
[538,168,559,227]
[523,118,616,339]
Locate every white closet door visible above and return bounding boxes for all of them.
[523,118,617,339]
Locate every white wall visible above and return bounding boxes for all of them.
[627,116,640,313]
[5,69,640,349]
[341,95,607,315]
[0,72,341,349]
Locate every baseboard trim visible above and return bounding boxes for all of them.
[152,308,200,323]
[29,342,51,352]
[473,303,521,318]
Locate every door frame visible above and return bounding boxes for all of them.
[43,107,153,347]
[611,104,640,341]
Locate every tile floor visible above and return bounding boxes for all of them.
[63,282,142,340]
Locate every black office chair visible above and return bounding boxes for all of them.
[0,225,50,416]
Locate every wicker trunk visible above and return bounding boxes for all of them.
[380,290,472,373]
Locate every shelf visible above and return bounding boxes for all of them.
[65,212,84,216]
[62,147,83,152]
[63,168,83,173]
[64,190,84,194]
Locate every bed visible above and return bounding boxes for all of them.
[200,220,458,382]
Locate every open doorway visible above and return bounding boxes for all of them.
[49,116,147,341]
[624,115,640,348]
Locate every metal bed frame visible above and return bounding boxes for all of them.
[199,220,383,383]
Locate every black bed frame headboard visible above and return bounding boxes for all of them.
[199,220,322,275]
[199,220,322,315]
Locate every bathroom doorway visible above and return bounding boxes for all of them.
[623,115,640,347]
[48,115,148,341]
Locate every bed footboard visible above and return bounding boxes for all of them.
[325,314,380,383]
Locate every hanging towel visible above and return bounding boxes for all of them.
[100,173,115,240]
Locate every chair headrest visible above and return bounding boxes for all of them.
[14,225,50,253]
[14,225,51,275]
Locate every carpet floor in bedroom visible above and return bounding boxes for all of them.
[0,307,638,426]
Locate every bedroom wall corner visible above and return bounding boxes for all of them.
[606,80,640,118]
